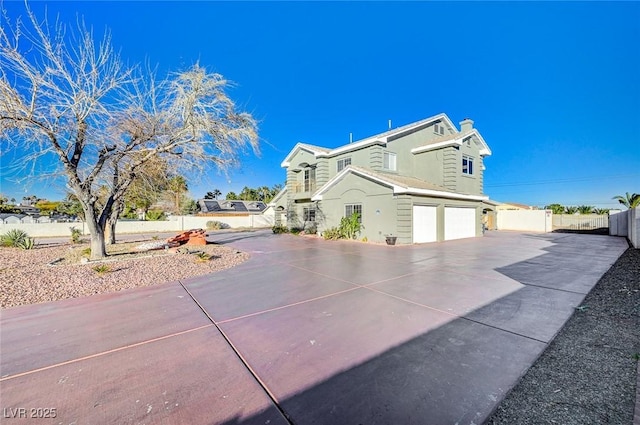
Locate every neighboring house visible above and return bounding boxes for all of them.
[496,202,538,211]
[198,199,268,215]
[273,113,494,244]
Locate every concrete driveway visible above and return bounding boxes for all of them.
[0,230,628,424]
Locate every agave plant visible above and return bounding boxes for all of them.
[0,229,29,247]
[194,251,211,262]
[17,237,35,250]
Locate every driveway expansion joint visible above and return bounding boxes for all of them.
[178,280,295,425]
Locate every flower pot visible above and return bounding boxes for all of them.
[385,236,397,245]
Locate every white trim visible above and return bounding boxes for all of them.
[280,143,328,167]
[411,129,491,157]
[317,140,387,158]
[411,139,463,154]
[396,187,487,201]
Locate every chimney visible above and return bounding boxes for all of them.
[459,118,474,133]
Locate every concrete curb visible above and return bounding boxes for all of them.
[634,361,640,425]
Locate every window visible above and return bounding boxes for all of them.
[304,167,316,192]
[383,152,397,171]
[337,157,352,172]
[345,204,363,223]
[434,123,445,135]
[462,155,474,175]
[303,207,316,222]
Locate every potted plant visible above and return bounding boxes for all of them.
[385,234,397,245]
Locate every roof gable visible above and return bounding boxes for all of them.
[281,113,469,167]
[280,143,330,167]
[411,129,491,156]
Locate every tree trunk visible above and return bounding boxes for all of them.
[106,217,117,245]
[84,211,108,260]
[106,200,124,245]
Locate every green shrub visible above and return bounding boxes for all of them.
[289,227,303,235]
[146,210,166,221]
[81,247,92,257]
[206,220,228,230]
[92,264,111,275]
[17,237,35,250]
[193,251,211,262]
[0,229,30,247]
[322,227,342,240]
[339,213,362,240]
[69,226,82,244]
[272,224,289,234]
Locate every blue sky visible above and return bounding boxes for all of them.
[1,1,639,209]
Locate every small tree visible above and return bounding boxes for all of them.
[612,192,640,209]
[0,6,258,259]
[226,191,238,200]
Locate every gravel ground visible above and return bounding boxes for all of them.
[0,239,249,309]
[486,246,640,424]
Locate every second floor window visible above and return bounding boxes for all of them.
[462,155,474,175]
[383,152,397,171]
[304,167,316,192]
[337,157,352,172]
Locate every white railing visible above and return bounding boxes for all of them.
[552,214,608,230]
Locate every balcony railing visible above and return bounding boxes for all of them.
[292,181,317,193]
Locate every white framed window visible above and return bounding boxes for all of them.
[462,155,474,175]
[345,203,363,223]
[383,152,396,171]
[337,157,352,172]
[303,207,316,222]
[304,167,316,192]
[434,123,445,135]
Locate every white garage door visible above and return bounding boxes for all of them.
[444,207,476,241]
[412,205,437,243]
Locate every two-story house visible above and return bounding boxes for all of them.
[271,113,492,244]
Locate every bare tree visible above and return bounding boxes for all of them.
[0,6,259,259]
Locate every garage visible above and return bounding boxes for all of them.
[412,205,437,243]
[444,207,476,241]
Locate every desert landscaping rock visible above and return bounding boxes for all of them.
[0,241,249,309]
[487,247,640,425]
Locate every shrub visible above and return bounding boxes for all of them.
[206,220,228,230]
[69,226,82,244]
[305,223,317,235]
[17,237,35,250]
[322,227,342,240]
[272,224,289,234]
[92,264,111,275]
[193,251,211,262]
[289,227,303,235]
[0,229,30,247]
[339,213,363,240]
[146,210,166,221]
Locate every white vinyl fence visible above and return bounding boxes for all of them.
[552,214,609,231]
[0,214,275,238]
[496,210,553,232]
[609,208,639,248]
